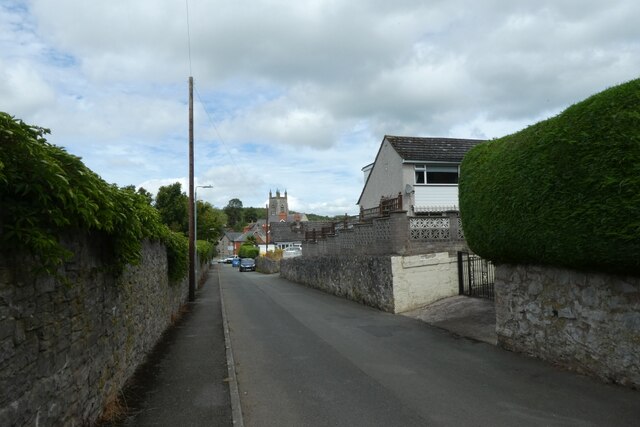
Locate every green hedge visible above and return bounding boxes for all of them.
[459,78,640,276]
[0,112,188,282]
[238,243,259,259]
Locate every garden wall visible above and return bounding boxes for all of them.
[495,264,640,388]
[0,234,206,426]
[302,211,468,258]
[280,253,460,313]
[256,256,280,274]
[392,252,459,313]
[280,256,395,312]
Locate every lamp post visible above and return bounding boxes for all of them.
[195,185,213,281]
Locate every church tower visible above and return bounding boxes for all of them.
[269,189,289,222]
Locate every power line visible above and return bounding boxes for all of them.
[184,1,247,183]
[185,0,193,76]
[194,86,245,175]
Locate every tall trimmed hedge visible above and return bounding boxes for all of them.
[460,78,640,276]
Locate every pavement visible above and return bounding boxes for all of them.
[99,266,233,427]
[401,295,497,345]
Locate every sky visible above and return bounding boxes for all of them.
[1,1,639,216]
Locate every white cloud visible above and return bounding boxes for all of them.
[2,0,639,215]
[0,60,56,117]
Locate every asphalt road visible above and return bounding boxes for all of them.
[220,265,639,427]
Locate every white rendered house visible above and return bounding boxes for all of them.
[357,135,484,216]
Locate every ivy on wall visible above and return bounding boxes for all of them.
[0,112,187,282]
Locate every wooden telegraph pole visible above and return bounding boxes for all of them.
[188,76,195,301]
[265,204,269,251]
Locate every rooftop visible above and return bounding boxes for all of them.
[386,135,484,163]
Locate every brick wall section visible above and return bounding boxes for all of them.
[495,264,640,388]
[280,256,394,312]
[0,234,206,426]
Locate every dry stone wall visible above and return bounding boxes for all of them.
[495,264,640,388]
[0,234,202,426]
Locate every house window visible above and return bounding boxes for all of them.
[415,165,458,184]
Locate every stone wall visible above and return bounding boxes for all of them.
[280,253,461,314]
[495,264,640,388]
[280,256,395,312]
[256,256,280,274]
[0,234,205,426]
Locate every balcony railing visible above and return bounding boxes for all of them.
[359,192,403,222]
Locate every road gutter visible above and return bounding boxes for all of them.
[218,267,245,427]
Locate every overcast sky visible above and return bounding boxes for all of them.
[2,1,639,215]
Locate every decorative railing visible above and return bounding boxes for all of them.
[305,225,335,242]
[359,193,403,222]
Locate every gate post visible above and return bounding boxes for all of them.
[457,251,465,295]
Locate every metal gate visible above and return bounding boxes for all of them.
[457,252,495,300]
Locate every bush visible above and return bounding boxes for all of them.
[238,243,259,259]
[459,78,640,276]
[264,248,283,261]
[196,240,214,263]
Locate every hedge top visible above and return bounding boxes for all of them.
[459,78,640,276]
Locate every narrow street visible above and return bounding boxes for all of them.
[220,265,640,427]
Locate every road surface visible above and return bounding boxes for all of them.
[220,264,639,427]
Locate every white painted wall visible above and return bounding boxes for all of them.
[359,140,405,209]
[391,252,459,313]
[413,185,459,210]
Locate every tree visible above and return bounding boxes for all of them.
[137,187,153,205]
[196,200,227,243]
[244,207,259,223]
[155,182,188,233]
[224,198,243,230]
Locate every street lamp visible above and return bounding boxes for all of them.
[195,185,213,279]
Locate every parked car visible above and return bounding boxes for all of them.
[239,258,256,272]
[283,247,302,258]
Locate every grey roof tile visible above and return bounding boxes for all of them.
[386,135,484,163]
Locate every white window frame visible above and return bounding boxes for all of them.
[415,164,459,185]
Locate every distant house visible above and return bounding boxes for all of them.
[268,222,304,250]
[269,220,336,250]
[217,231,243,257]
[240,220,268,244]
[357,135,484,216]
